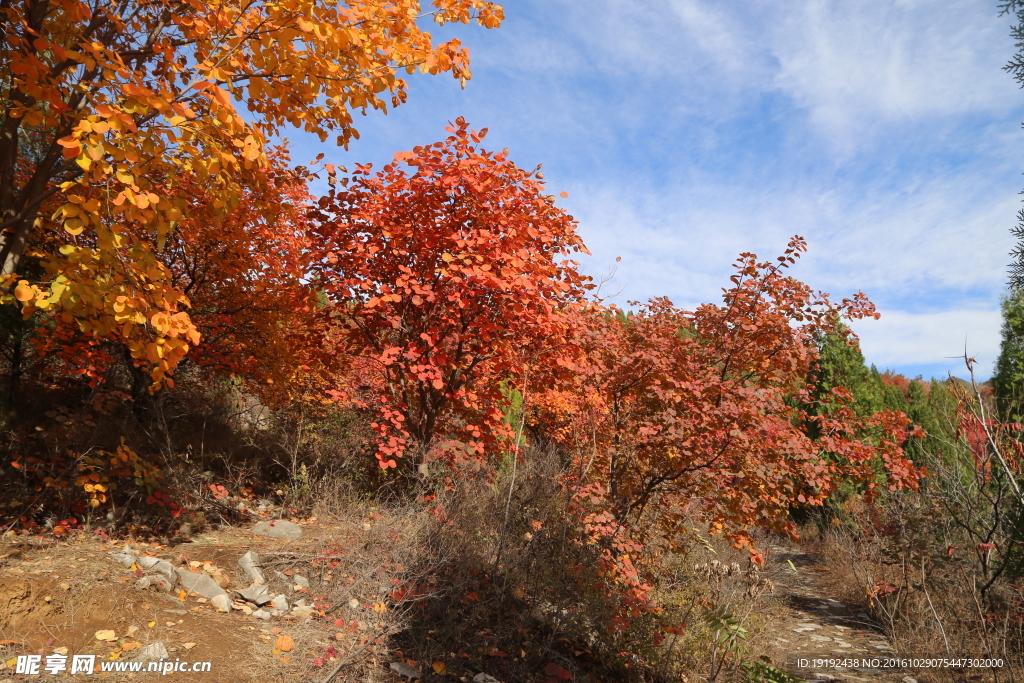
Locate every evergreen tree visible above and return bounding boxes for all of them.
[993,289,1024,422]
[811,326,885,419]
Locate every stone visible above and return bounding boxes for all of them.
[137,557,177,581]
[131,642,169,663]
[210,594,232,612]
[236,584,272,606]
[389,661,421,679]
[293,574,309,589]
[251,609,272,620]
[268,594,289,612]
[110,548,137,567]
[176,568,230,601]
[472,675,502,683]
[251,520,302,540]
[137,575,175,593]
[238,551,266,584]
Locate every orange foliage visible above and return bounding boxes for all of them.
[533,238,923,622]
[0,0,502,387]
[309,119,591,471]
[28,149,313,395]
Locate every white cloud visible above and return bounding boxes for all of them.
[847,308,1002,373]
[766,0,1016,145]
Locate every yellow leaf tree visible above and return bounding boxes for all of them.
[0,0,503,387]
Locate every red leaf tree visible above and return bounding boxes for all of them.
[310,119,591,472]
[534,238,923,621]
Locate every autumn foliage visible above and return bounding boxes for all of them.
[309,119,591,471]
[2,89,926,656]
[0,0,502,388]
[527,239,923,624]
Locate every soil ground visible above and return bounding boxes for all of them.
[0,522,939,683]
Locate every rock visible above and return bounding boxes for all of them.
[251,609,272,620]
[292,605,314,620]
[293,574,309,589]
[251,520,302,540]
[137,575,175,592]
[268,594,290,612]
[210,594,232,612]
[389,661,421,679]
[176,568,230,601]
[132,642,170,662]
[902,678,918,683]
[238,551,266,584]
[236,583,272,606]
[473,675,502,683]
[137,557,177,581]
[293,598,306,608]
[110,547,137,567]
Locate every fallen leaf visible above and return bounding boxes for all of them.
[278,656,291,663]
[271,628,282,634]
[177,590,187,601]
[121,642,139,652]
[432,661,446,674]
[147,621,156,628]
[94,630,117,642]
[182,642,196,650]
[274,635,294,652]
[53,647,68,655]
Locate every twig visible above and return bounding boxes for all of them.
[318,625,401,683]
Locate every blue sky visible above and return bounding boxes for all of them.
[285,0,1024,381]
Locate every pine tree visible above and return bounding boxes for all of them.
[811,326,885,419]
[993,289,1024,422]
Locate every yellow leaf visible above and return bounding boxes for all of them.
[182,642,196,650]
[177,590,187,601]
[94,630,117,641]
[274,635,294,652]
[147,621,156,628]
[432,661,446,674]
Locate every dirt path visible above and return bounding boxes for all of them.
[764,543,917,683]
